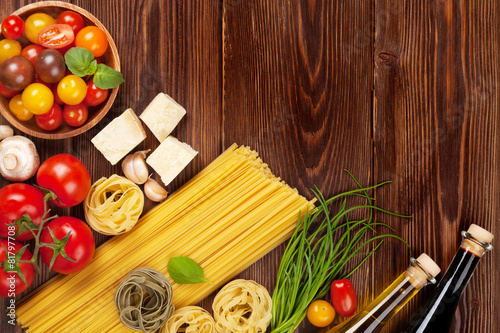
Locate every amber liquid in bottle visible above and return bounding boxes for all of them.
[404,226,493,333]
[323,254,440,333]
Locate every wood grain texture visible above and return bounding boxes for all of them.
[374,0,499,332]
[0,0,499,332]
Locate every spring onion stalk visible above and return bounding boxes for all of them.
[270,173,411,333]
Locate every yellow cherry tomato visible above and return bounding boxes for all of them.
[9,94,34,121]
[57,75,87,105]
[307,300,336,328]
[22,83,54,115]
[0,39,22,64]
[25,13,56,44]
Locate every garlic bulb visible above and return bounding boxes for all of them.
[0,125,14,140]
[122,150,150,184]
[144,177,168,202]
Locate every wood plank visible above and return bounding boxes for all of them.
[374,1,499,332]
[222,1,375,331]
[0,0,222,332]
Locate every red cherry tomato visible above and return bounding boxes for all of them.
[63,103,88,127]
[52,85,64,105]
[35,103,63,131]
[57,11,85,35]
[0,184,46,241]
[331,279,358,317]
[38,24,75,49]
[1,15,25,40]
[0,80,19,98]
[39,216,95,274]
[21,44,46,64]
[83,79,108,106]
[0,239,35,297]
[36,154,91,207]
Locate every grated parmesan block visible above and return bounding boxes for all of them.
[146,136,197,186]
[139,93,186,142]
[91,109,146,165]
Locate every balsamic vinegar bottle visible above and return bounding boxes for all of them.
[323,254,441,333]
[404,224,493,333]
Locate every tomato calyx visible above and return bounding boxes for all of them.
[34,185,67,206]
[39,227,77,270]
[0,243,32,286]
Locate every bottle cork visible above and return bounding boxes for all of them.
[406,253,440,289]
[462,224,494,257]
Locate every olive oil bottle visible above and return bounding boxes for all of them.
[404,224,493,333]
[323,253,441,333]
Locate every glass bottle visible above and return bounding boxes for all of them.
[323,253,441,333]
[404,224,493,333]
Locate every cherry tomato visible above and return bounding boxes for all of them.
[36,154,91,207]
[57,11,85,35]
[39,217,95,274]
[33,73,54,90]
[57,75,87,105]
[22,83,54,115]
[52,84,64,105]
[25,13,56,44]
[9,94,33,121]
[34,49,66,83]
[331,279,358,317]
[0,39,22,64]
[83,79,108,106]
[0,184,46,241]
[0,239,35,297]
[63,103,88,127]
[0,55,34,91]
[75,26,108,57]
[21,44,46,64]
[38,24,75,49]
[307,300,336,327]
[36,103,63,131]
[1,15,25,40]
[57,42,74,56]
[0,80,19,98]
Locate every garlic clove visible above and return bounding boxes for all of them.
[122,150,150,184]
[144,177,168,202]
[0,125,14,141]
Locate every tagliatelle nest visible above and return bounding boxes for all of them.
[84,174,144,235]
[114,267,174,333]
[212,279,272,333]
[161,306,216,333]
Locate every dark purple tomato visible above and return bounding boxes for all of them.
[0,55,34,91]
[34,49,66,84]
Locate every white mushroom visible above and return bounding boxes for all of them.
[0,125,14,140]
[0,136,40,182]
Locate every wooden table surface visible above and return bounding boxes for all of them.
[1,1,498,332]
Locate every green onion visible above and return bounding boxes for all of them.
[270,172,411,333]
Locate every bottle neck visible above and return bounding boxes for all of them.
[461,230,493,257]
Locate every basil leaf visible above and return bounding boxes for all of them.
[167,256,213,285]
[93,63,124,89]
[65,47,97,77]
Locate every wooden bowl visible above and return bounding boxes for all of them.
[0,1,120,140]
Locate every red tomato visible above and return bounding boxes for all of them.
[21,44,46,64]
[83,79,108,106]
[36,154,91,207]
[57,11,85,35]
[39,216,95,274]
[1,15,25,40]
[331,279,358,317]
[0,239,35,297]
[0,184,46,241]
[38,24,75,49]
[52,84,64,105]
[35,103,63,131]
[75,26,108,57]
[63,103,88,127]
[0,80,19,98]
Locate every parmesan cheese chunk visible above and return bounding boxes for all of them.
[146,136,197,186]
[91,109,146,165]
[139,93,186,142]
